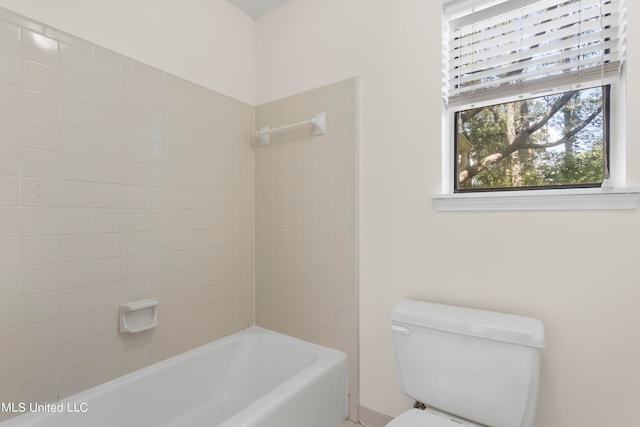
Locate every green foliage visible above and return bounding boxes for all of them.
[537,148,605,186]
[456,87,605,191]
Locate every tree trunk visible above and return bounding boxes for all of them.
[563,105,573,155]
[507,101,522,187]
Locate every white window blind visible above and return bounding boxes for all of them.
[443,0,627,107]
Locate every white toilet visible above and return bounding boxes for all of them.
[388,300,545,427]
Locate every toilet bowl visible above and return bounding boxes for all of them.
[387,408,484,427]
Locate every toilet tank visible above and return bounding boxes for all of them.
[390,300,545,427]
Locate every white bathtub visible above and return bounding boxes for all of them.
[1,327,347,427]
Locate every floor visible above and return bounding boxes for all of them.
[341,421,361,427]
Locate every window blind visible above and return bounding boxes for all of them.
[443,0,627,107]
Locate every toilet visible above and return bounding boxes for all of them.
[388,300,545,427]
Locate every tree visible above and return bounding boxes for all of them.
[456,87,605,190]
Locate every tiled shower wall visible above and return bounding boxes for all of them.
[0,9,254,416]
[255,78,359,419]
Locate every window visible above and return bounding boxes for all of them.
[441,0,630,201]
[455,85,609,191]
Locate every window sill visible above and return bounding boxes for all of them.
[433,188,640,212]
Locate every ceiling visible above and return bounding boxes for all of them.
[227,0,291,19]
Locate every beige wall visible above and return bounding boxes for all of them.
[0,0,255,105]
[254,78,359,419]
[0,9,254,420]
[257,1,640,426]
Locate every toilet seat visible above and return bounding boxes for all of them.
[386,409,479,427]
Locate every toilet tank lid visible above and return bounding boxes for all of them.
[390,300,545,348]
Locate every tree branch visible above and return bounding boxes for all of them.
[458,92,601,185]
[520,105,602,150]
[524,91,578,136]
[461,107,484,123]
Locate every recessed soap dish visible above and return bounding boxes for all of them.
[119,298,158,333]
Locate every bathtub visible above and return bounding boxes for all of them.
[1,327,348,427]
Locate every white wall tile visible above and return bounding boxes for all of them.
[59,42,92,76]
[92,183,121,208]
[59,261,93,289]
[0,83,20,117]
[93,133,124,160]
[91,106,121,136]
[121,233,147,257]
[58,365,92,399]
[22,292,58,325]
[20,376,58,406]
[0,208,19,237]
[22,118,59,151]
[0,268,19,299]
[0,176,19,207]
[92,258,120,285]
[60,234,92,262]
[60,180,91,208]
[0,19,20,55]
[59,125,93,156]
[121,210,147,232]
[0,358,20,395]
[60,153,94,182]
[59,339,91,371]
[59,287,92,317]
[21,348,58,384]
[22,264,59,296]
[22,90,59,124]
[92,209,120,233]
[59,208,92,235]
[22,236,59,266]
[22,180,57,210]
[22,149,59,179]
[59,70,94,104]
[91,48,122,86]
[0,328,20,361]
[0,114,20,147]
[121,185,145,209]
[0,298,19,330]
[59,313,92,345]
[90,331,119,362]
[22,208,59,236]
[91,234,120,259]
[22,59,59,95]
[91,282,122,310]
[91,157,121,184]
[0,237,20,269]
[0,51,20,86]
[121,161,146,186]
[144,164,166,187]
[92,79,120,110]
[91,307,117,335]
[122,89,162,120]
[21,320,58,355]
[144,188,165,210]
[59,98,93,130]
[21,29,58,67]
[120,255,151,280]
[0,145,20,177]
